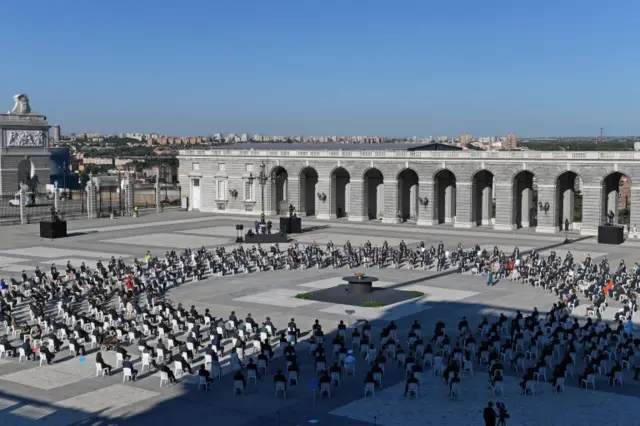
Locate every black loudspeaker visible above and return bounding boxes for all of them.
[236,224,244,231]
[597,225,624,245]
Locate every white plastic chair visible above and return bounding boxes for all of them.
[96,363,109,377]
[18,348,27,363]
[39,352,48,366]
[198,376,210,391]
[330,371,341,387]
[141,353,151,372]
[122,367,133,382]
[364,382,375,398]
[234,380,244,395]
[116,352,124,367]
[174,361,184,378]
[248,368,258,384]
[159,371,169,387]
[492,381,504,396]
[407,382,419,399]
[274,381,286,398]
[613,371,624,387]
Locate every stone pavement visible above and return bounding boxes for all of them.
[1,212,640,426]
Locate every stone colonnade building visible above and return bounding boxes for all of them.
[178,143,639,235]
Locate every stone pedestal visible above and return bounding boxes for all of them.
[86,180,98,219]
[125,179,134,215]
[155,178,162,214]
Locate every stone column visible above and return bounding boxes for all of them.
[493,182,515,230]
[86,178,99,219]
[481,185,492,225]
[444,184,453,223]
[315,179,331,220]
[580,185,600,235]
[630,186,640,238]
[382,180,399,223]
[562,188,574,226]
[19,184,26,225]
[299,176,306,216]
[535,184,557,233]
[288,177,299,216]
[348,179,366,221]
[417,181,434,226]
[521,188,532,227]
[125,178,134,215]
[607,189,619,224]
[155,176,162,214]
[454,182,472,228]
[53,181,60,211]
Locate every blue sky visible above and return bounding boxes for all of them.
[1,0,638,137]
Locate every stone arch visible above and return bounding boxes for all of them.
[601,171,631,225]
[555,171,582,231]
[397,168,419,222]
[433,169,456,224]
[270,166,288,215]
[363,168,384,220]
[471,169,494,226]
[298,166,318,216]
[329,166,351,219]
[512,170,536,228]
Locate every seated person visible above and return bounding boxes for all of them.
[96,352,113,375]
[198,365,212,384]
[273,369,287,389]
[123,356,138,380]
[404,373,419,396]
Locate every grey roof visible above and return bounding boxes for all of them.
[222,142,443,151]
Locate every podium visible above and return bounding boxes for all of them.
[40,220,68,239]
[597,225,624,245]
[280,217,302,234]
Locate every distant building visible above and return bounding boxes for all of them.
[460,133,473,145]
[53,124,61,142]
[503,132,518,150]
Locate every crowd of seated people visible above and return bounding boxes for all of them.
[1,242,639,416]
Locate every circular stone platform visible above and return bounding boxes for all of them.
[343,275,379,294]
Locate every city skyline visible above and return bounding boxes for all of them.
[2,0,639,136]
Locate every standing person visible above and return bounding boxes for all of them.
[497,402,509,426]
[483,401,497,426]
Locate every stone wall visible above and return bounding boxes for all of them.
[178,150,640,235]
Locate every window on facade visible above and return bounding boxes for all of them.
[217,180,227,200]
[218,163,226,171]
[244,180,253,201]
[192,162,200,171]
[193,179,200,187]
[245,164,253,172]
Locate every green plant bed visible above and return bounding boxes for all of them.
[295,292,313,300]
[405,290,425,298]
[361,300,386,308]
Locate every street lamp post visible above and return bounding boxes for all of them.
[257,161,269,224]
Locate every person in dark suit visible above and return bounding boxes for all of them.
[96,352,112,375]
[483,401,497,426]
[123,356,138,381]
[151,360,177,383]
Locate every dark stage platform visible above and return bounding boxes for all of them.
[598,225,624,245]
[343,275,379,294]
[244,232,289,244]
[40,220,68,239]
[280,217,302,234]
[300,284,421,307]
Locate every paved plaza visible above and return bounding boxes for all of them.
[1,212,640,425]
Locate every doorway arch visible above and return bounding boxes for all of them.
[363,168,384,220]
[471,170,494,226]
[513,170,536,228]
[434,169,456,224]
[556,171,582,231]
[270,166,288,215]
[397,169,419,222]
[602,172,630,225]
[299,167,318,216]
[330,167,350,218]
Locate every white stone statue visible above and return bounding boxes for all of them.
[8,94,31,114]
